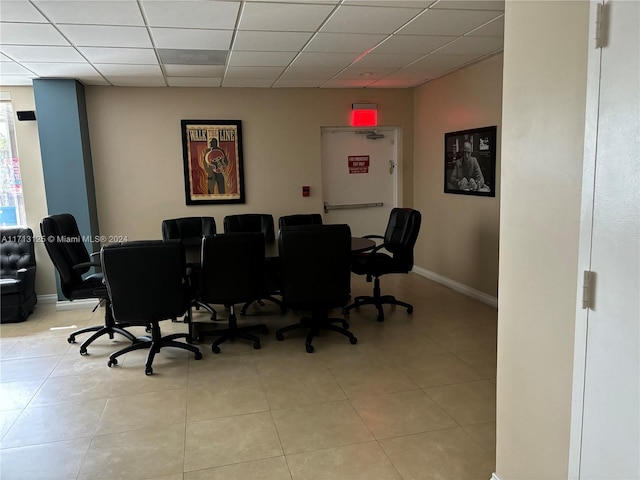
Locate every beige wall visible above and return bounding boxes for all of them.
[413,54,503,297]
[496,1,589,478]
[10,86,413,295]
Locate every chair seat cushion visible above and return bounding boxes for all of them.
[351,252,409,276]
[0,278,21,294]
[67,274,107,300]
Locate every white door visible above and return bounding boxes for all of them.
[321,128,398,237]
[573,1,640,478]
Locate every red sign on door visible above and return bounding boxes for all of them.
[348,155,370,174]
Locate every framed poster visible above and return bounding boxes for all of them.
[181,120,245,205]
[444,125,497,197]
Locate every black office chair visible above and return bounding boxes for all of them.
[197,233,269,353]
[278,214,323,230]
[343,208,421,322]
[102,240,202,375]
[161,216,217,320]
[223,214,285,315]
[276,224,357,353]
[40,214,137,355]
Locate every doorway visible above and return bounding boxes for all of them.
[320,127,399,237]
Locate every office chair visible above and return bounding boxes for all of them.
[223,214,285,315]
[197,232,269,353]
[1,227,37,323]
[40,213,137,355]
[102,240,202,375]
[278,213,323,230]
[343,208,421,322]
[276,224,357,353]
[161,216,217,320]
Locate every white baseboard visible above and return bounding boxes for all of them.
[412,266,498,308]
[37,294,58,304]
[491,474,501,480]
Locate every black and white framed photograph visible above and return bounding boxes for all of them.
[444,126,497,197]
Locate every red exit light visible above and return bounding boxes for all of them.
[351,103,378,127]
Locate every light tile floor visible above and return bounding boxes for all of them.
[0,273,497,480]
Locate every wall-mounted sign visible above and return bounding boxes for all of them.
[348,155,370,174]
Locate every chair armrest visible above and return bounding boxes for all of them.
[363,235,384,240]
[90,252,100,258]
[72,261,100,270]
[15,268,27,281]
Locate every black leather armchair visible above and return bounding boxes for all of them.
[223,214,285,315]
[197,233,269,353]
[343,208,421,322]
[40,214,137,354]
[161,216,217,319]
[1,227,37,323]
[102,240,202,375]
[278,214,323,230]
[275,224,357,353]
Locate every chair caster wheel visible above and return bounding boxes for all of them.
[107,358,117,367]
[145,367,153,375]
[349,336,358,345]
[80,348,88,355]
[68,337,75,344]
[212,345,221,354]
[305,344,315,353]
[407,306,413,314]
[195,352,203,360]
[253,341,261,350]
[275,332,284,341]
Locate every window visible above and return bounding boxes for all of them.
[0,99,27,226]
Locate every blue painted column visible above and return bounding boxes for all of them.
[33,79,100,300]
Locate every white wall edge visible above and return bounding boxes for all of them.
[37,294,58,304]
[412,266,498,308]
[491,473,502,480]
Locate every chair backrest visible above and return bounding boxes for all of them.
[40,214,93,296]
[279,224,351,310]
[278,214,323,230]
[102,240,187,325]
[382,208,422,270]
[1,227,36,276]
[161,217,216,242]
[223,214,275,241]
[200,232,265,306]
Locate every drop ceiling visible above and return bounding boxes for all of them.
[0,0,504,88]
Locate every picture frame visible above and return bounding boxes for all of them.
[181,120,245,205]
[444,125,497,197]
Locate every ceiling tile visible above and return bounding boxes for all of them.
[77,47,158,64]
[233,31,312,52]
[0,62,34,75]
[150,28,232,50]
[433,35,503,55]
[228,51,297,67]
[322,5,422,34]
[1,45,85,63]
[163,65,225,77]
[0,75,34,86]
[342,0,434,6]
[167,76,222,87]
[33,0,144,25]
[0,23,70,46]
[291,52,357,68]
[431,0,504,11]
[331,66,396,81]
[398,8,501,36]
[58,25,152,47]
[239,3,334,32]
[20,62,99,77]
[279,66,343,80]
[222,78,275,87]
[225,66,285,79]
[321,78,376,88]
[106,76,166,87]
[272,79,324,88]
[94,64,163,77]
[0,1,48,22]
[141,0,240,29]
[402,52,482,75]
[468,15,504,36]
[354,52,424,68]
[305,33,387,53]
[372,34,456,54]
